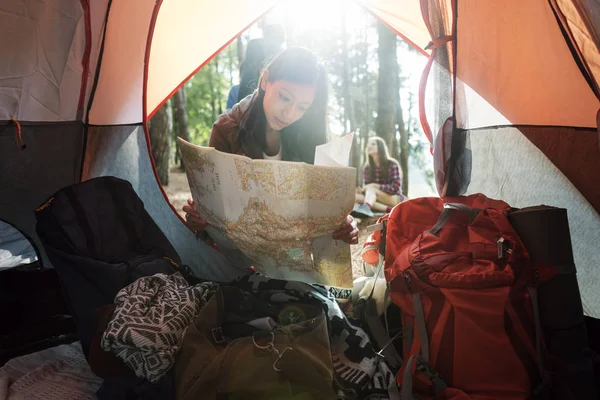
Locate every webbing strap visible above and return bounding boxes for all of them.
[388,373,402,400]
[428,203,481,236]
[365,298,403,369]
[401,354,447,400]
[413,293,429,362]
[528,286,545,377]
[361,261,403,369]
[367,259,384,301]
[427,208,454,237]
[401,355,417,400]
[401,274,448,398]
[419,34,453,148]
[422,363,448,394]
[444,203,481,220]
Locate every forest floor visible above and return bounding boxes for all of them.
[164,166,376,278]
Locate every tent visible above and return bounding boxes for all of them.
[1,0,599,317]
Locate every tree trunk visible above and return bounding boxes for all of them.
[172,86,190,170]
[227,47,234,86]
[237,36,244,64]
[149,100,172,186]
[396,77,409,196]
[341,12,349,134]
[376,21,398,160]
[361,15,370,185]
[341,8,360,183]
[214,56,223,116]
[208,63,217,122]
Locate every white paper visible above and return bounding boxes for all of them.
[314,132,354,167]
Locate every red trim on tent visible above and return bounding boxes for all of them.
[142,1,274,239]
[10,118,25,150]
[418,53,435,148]
[148,3,429,120]
[419,0,435,150]
[141,1,435,236]
[78,0,92,120]
[418,35,452,149]
[548,0,600,100]
[147,11,274,120]
[416,0,454,151]
[141,0,190,230]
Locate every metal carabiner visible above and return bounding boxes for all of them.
[272,347,292,372]
[251,331,275,350]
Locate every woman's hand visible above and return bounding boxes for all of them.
[365,183,381,190]
[332,215,359,245]
[182,198,207,235]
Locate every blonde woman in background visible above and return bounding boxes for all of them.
[352,137,405,218]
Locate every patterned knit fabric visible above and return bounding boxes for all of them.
[101,273,218,382]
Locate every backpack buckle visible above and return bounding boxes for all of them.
[211,327,226,344]
[415,355,447,393]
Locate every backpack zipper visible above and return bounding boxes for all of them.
[497,236,513,260]
[404,274,413,293]
[497,237,505,259]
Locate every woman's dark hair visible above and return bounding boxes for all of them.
[237,47,329,164]
[366,137,397,182]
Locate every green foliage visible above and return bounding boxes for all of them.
[177,7,434,192]
[185,48,237,146]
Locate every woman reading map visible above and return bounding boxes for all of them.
[183,47,359,246]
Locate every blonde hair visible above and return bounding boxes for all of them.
[365,136,398,182]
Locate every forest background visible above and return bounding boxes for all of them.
[148,0,436,216]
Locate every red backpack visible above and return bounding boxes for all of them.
[380,194,547,399]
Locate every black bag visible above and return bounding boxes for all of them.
[0,263,77,365]
[508,206,597,400]
[35,176,181,359]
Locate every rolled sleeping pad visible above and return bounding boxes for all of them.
[508,206,597,399]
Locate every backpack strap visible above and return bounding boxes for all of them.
[428,203,481,236]
[355,260,403,370]
[401,355,417,400]
[528,285,556,399]
[527,286,545,377]
[401,354,447,400]
[400,286,448,399]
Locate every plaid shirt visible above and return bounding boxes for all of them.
[363,161,403,197]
